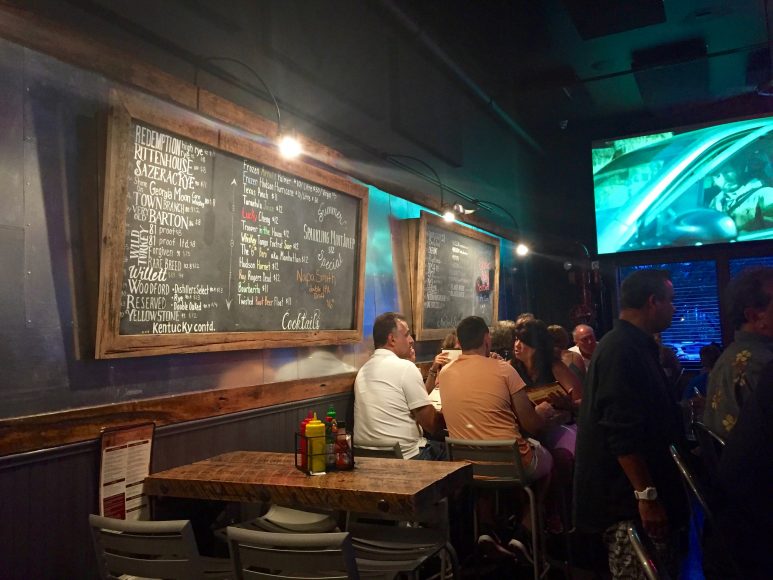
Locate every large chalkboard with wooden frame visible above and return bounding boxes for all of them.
[398,212,499,341]
[96,89,368,358]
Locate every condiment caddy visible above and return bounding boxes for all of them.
[295,406,353,475]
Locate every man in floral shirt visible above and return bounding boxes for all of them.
[704,267,773,437]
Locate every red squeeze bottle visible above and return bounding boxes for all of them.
[299,410,314,469]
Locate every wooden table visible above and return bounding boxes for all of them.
[145,451,472,521]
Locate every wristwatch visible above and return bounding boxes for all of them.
[634,486,658,501]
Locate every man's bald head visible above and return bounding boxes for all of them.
[572,324,597,358]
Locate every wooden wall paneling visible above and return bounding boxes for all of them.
[0,392,352,579]
[0,462,30,578]
[30,451,98,578]
[0,373,355,456]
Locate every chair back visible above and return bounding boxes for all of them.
[227,527,360,579]
[353,441,404,459]
[626,523,671,580]
[446,438,529,485]
[89,514,223,580]
[692,421,725,484]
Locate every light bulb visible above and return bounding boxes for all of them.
[516,243,529,257]
[442,209,456,223]
[278,135,302,159]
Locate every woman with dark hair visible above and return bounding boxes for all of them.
[512,319,584,405]
[547,324,586,382]
[512,318,581,534]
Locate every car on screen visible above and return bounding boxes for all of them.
[666,341,704,363]
[595,118,773,254]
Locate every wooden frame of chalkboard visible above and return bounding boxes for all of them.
[412,212,500,341]
[95,88,368,358]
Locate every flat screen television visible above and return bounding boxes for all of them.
[593,116,773,255]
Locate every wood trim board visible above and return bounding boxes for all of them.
[0,373,355,457]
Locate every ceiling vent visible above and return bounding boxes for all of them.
[562,0,666,40]
[632,38,710,110]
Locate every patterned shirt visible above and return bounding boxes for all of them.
[703,331,773,437]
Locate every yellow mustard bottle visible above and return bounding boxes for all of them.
[304,414,326,474]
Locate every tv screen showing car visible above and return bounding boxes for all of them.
[592,116,773,255]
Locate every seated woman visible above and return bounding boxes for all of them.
[421,330,459,407]
[547,324,586,383]
[512,319,584,415]
[512,318,581,533]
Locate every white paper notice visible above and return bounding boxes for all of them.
[99,424,154,520]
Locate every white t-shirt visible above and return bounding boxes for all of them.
[353,349,432,459]
[569,345,591,370]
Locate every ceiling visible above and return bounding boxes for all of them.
[390,0,773,145]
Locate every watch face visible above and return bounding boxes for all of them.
[636,487,657,500]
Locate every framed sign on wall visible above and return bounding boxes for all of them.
[96,89,368,358]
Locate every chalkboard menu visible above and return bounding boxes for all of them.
[409,212,499,340]
[96,89,367,358]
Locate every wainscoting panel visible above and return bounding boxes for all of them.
[0,393,351,580]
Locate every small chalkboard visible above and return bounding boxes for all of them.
[409,212,499,340]
[96,89,367,358]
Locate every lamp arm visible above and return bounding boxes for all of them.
[472,199,521,238]
[195,56,283,134]
[385,154,445,208]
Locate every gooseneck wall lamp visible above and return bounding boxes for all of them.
[384,154,457,222]
[194,56,302,159]
[384,153,529,255]
[471,199,529,257]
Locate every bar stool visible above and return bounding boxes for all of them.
[691,421,725,484]
[626,522,671,580]
[446,438,544,580]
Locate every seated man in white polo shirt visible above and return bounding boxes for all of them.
[354,312,445,460]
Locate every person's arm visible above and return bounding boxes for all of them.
[553,360,584,403]
[424,352,450,393]
[568,350,586,381]
[511,389,547,435]
[618,454,669,540]
[412,404,443,437]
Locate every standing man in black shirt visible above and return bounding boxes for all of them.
[574,269,688,579]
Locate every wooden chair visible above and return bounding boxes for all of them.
[626,522,670,580]
[89,514,230,580]
[446,438,542,580]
